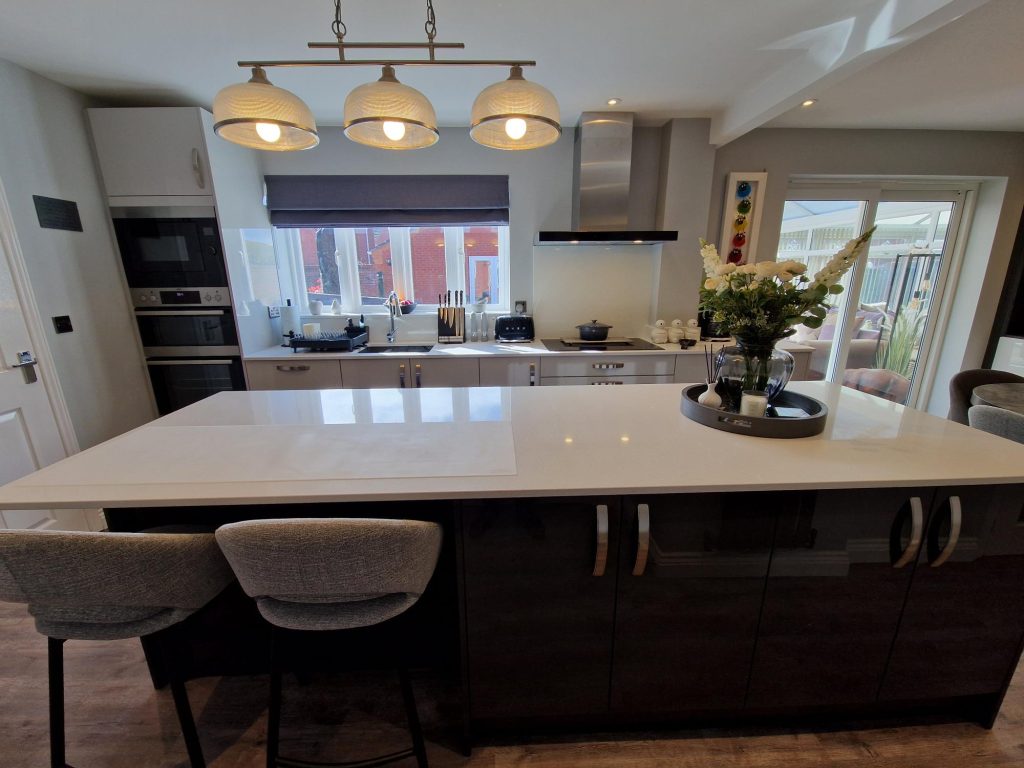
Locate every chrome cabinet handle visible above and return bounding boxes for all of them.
[134,310,225,317]
[274,365,310,373]
[893,496,924,569]
[593,362,625,370]
[415,363,422,388]
[191,148,205,189]
[632,503,650,576]
[590,380,623,385]
[931,495,962,568]
[148,359,233,366]
[593,504,609,577]
[529,362,536,386]
[399,362,406,388]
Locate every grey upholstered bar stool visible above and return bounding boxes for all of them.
[0,530,234,768]
[215,518,443,768]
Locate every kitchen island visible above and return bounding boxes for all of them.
[1,382,1023,738]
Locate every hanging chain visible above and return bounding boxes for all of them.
[425,0,438,59]
[332,0,347,60]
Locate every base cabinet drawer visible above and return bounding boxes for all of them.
[245,360,342,390]
[479,357,539,386]
[541,354,675,378]
[541,375,674,386]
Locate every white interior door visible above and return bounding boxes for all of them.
[0,181,95,530]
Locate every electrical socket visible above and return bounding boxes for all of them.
[268,306,281,319]
[514,299,528,315]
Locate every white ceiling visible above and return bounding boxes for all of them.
[0,0,1020,144]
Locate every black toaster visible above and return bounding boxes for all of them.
[494,315,535,342]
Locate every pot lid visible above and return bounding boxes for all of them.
[577,319,612,329]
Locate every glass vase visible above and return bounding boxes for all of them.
[715,338,795,410]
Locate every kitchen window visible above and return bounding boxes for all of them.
[279,224,509,313]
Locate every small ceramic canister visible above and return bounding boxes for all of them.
[684,318,702,342]
[651,319,669,344]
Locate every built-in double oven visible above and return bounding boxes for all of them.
[114,207,246,415]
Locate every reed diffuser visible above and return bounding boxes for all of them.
[697,343,723,408]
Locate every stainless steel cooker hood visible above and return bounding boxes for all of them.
[537,112,678,245]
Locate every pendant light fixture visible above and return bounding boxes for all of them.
[344,65,439,149]
[470,65,561,150]
[212,67,319,151]
[218,0,559,152]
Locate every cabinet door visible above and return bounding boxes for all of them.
[746,488,932,708]
[462,498,619,719]
[611,493,777,714]
[340,358,411,389]
[87,108,211,198]
[414,357,479,388]
[245,360,342,390]
[880,484,1024,702]
[479,357,539,386]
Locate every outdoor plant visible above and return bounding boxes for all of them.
[879,309,925,378]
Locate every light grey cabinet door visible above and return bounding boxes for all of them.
[340,358,411,389]
[479,357,539,386]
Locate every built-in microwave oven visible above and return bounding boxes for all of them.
[112,206,227,288]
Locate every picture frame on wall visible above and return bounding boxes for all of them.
[719,171,767,265]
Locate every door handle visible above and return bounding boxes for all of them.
[415,363,422,388]
[399,363,406,388]
[13,351,38,383]
[135,310,225,317]
[191,148,206,189]
[593,504,609,577]
[529,362,536,386]
[593,362,625,370]
[931,495,962,568]
[632,503,651,576]
[274,365,310,373]
[892,496,924,569]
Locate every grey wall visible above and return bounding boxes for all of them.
[258,126,574,307]
[0,59,154,448]
[708,128,1024,414]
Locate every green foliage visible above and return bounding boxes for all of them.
[879,310,925,378]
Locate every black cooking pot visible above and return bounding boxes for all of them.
[576,319,613,341]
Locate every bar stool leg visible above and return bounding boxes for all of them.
[398,667,428,768]
[155,630,206,768]
[267,628,282,768]
[47,637,66,768]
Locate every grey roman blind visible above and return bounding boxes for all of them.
[264,174,510,227]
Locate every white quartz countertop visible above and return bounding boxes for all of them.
[1,382,1022,510]
[244,339,812,361]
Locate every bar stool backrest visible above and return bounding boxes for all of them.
[0,530,233,640]
[215,518,442,631]
[969,404,1024,444]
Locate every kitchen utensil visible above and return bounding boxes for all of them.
[576,320,613,341]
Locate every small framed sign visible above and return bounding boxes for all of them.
[33,195,83,232]
[718,172,766,265]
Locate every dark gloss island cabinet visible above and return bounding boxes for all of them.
[461,485,1024,729]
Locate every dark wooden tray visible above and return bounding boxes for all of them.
[680,384,828,438]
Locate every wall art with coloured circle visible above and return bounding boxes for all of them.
[718,171,767,266]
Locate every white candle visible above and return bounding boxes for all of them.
[740,390,768,417]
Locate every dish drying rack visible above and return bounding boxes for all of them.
[286,330,368,352]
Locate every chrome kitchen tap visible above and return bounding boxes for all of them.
[385,291,400,343]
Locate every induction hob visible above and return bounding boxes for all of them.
[541,337,663,352]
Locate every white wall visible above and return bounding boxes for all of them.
[257,126,574,309]
[708,128,1024,415]
[0,58,154,447]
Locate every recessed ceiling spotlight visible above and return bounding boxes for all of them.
[607,97,622,106]
[801,98,817,108]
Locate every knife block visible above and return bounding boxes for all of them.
[437,307,465,344]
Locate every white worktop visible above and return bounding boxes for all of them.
[244,339,813,361]
[1,382,1022,510]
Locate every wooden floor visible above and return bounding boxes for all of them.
[2,601,1023,768]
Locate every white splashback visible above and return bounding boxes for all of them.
[532,245,660,338]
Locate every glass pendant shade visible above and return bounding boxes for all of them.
[470,65,561,150]
[343,66,439,150]
[213,67,319,151]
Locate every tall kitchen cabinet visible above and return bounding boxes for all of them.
[880,484,1024,706]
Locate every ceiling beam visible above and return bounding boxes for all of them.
[709,0,993,146]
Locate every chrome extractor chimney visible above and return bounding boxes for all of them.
[537,112,678,245]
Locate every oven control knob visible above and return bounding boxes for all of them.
[139,294,147,302]
[213,292,222,301]
[204,293,212,302]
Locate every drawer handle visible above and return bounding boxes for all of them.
[892,496,924,569]
[593,504,609,577]
[529,362,536,386]
[191,148,205,189]
[591,380,624,385]
[931,496,962,568]
[275,365,310,372]
[593,362,625,370]
[632,503,650,576]
[399,363,406,388]
[415,363,422,388]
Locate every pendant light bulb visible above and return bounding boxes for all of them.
[504,117,527,140]
[382,121,407,141]
[213,66,319,151]
[255,122,282,143]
